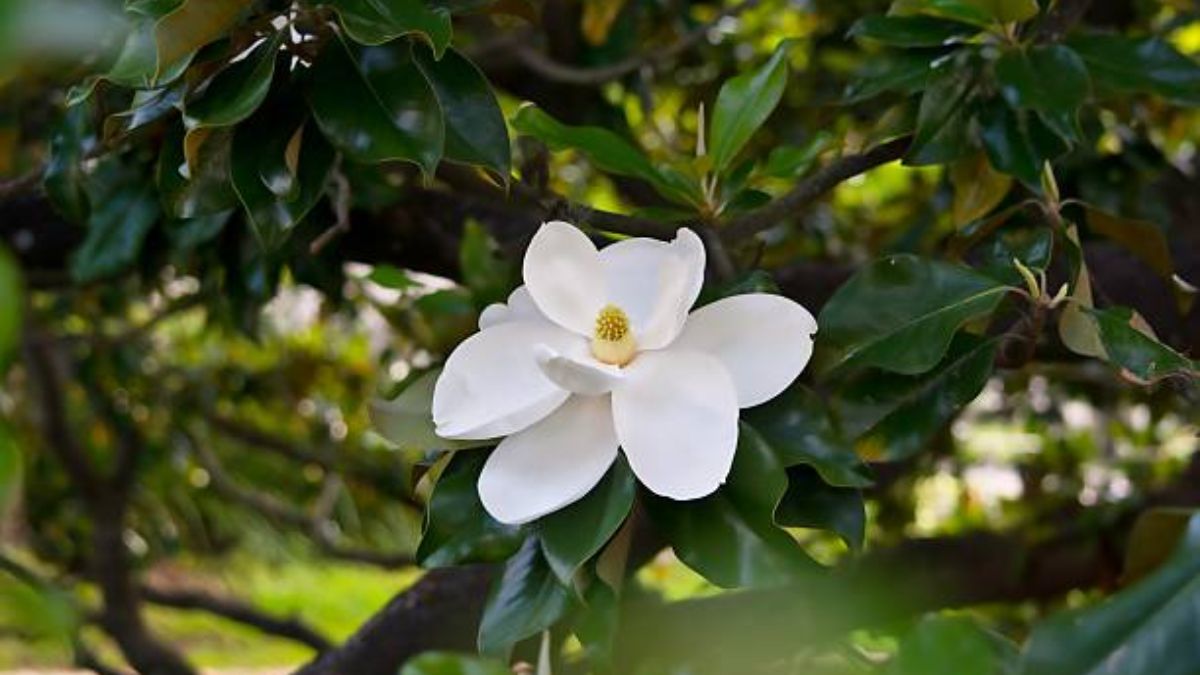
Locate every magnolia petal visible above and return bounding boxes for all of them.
[535,344,625,396]
[674,294,818,408]
[478,395,619,525]
[613,349,738,500]
[523,221,607,336]
[478,286,542,330]
[433,321,579,440]
[600,228,705,350]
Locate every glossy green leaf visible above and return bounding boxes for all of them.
[232,107,335,249]
[458,220,515,307]
[165,211,231,251]
[775,466,865,551]
[102,19,193,90]
[511,104,699,206]
[995,45,1089,120]
[709,41,790,174]
[1067,33,1200,107]
[647,423,819,589]
[907,63,976,166]
[974,226,1053,286]
[1020,513,1200,675]
[327,0,452,56]
[849,15,979,47]
[744,385,871,488]
[308,38,444,175]
[1057,223,1106,360]
[761,132,833,179]
[371,370,485,452]
[157,124,237,219]
[979,100,1064,185]
[103,84,185,142]
[888,615,1000,675]
[417,450,524,568]
[1123,508,1196,585]
[950,151,1012,228]
[413,45,511,180]
[819,255,1009,375]
[889,0,991,27]
[154,0,249,80]
[0,247,21,374]
[1089,307,1197,384]
[478,537,573,657]
[840,334,999,462]
[400,652,511,675]
[71,163,160,283]
[183,31,283,133]
[537,458,635,585]
[845,51,934,103]
[44,103,92,224]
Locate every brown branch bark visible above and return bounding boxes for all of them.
[139,585,332,652]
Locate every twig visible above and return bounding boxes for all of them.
[513,0,759,86]
[310,162,353,255]
[139,584,333,652]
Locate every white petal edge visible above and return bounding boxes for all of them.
[478,395,619,525]
[599,228,705,350]
[535,344,625,396]
[478,286,542,330]
[613,349,738,500]
[673,294,817,408]
[523,221,607,336]
[432,321,580,440]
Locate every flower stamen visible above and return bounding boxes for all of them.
[592,304,636,366]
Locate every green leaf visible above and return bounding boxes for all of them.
[1020,513,1200,675]
[0,422,21,509]
[995,45,1089,121]
[709,41,790,175]
[907,63,977,166]
[1067,33,1200,107]
[761,132,833,179]
[891,0,1037,25]
[458,220,515,307]
[103,84,185,142]
[1082,206,1175,283]
[165,211,231,251]
[327,0,452,56]
[154,0,249,80]
[775,466,866,552]
[1089,307,1197,384]
[844,51,934,103]
[417,450,525,568]
[840,334,999,462]
[413,45,511,180]
[232,107,335,249]
[478,537,573,657]
[849,15,979,47]
[308,38,444,175]
[1123,508,1196,585]
[743,385,872,488]
[400,653,511,675]
[157,124,237,219]
[1057,223,1106,360]
[888,615,999,675]
[511,104,699,206]
[969,0,1038,23]
[71,164,160,283]
[974,226,1053,286]
[950,151,1013,228]
[979,100,1063,185]
[372,370,488,453]
[183,31,283,133]
[818,254,1009,375]
[537,458,635,586]
[0,247,21,374]
[44,103,93,224]
[647,423,819,589]
[103,19,193,90]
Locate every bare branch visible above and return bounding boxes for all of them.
[140,584,333,652]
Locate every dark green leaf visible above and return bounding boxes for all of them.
[154,0,248,80]
[849,15,979,48]
[413,45,510,180]
[511,104,699,206]
[1089,307,1197,384]
[308,38,444,175]
[165,211,231,251]
[157,124,237,219]
[458,220,515,307]
[974,226,1053,286]
[979,100,1044,185]
[400,653,511,675]
[775,466,866,551]
[709,41,790,174]
[103,84,184,142]
[888,0,992,27]
[327,0,452,56]
[103,19,192,89]
[1067,33,1200,107]
[183,31,283,132]
[907,63,977,165]
[844,51,934,103]
[761,132,833,179]
[647,423,819,589]
[1021,513,1200,675]
[71,163,160,283]
[417,451,525,568]
[1123,508,1196,585]
[537,458,635,585]
[744,385,871,488]
[888,615,999,675]
[839,334,999,462]
[818,254,1009,375]
[478,537,573,657]
[995,45,1089,120]
[232,106,335,249]
[0,247,21,374]
[44,104,93,224]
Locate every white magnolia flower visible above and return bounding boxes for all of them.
[432,221,817,525]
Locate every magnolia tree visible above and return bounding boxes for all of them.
[1,0,1199,673]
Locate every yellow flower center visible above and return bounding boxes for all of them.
[591,304,636,366]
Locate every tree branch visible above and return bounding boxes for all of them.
[139,584,333,652]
